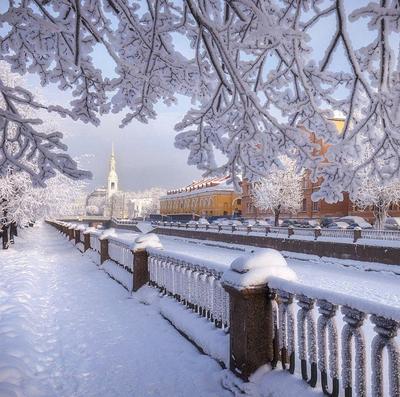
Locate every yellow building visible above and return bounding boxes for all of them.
[160,177,242,219]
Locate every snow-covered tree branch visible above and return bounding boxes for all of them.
[0,62,91,185]
[1,1,400,199]
[252,157,303,226]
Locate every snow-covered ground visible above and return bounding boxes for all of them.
[1,223,325,397]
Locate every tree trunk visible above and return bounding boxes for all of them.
[373,204,387,230]
[10,222,17,244]
[2,224,9,250]
[274,208,280,227]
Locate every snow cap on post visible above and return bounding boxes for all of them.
[83,226,97,235]
[222,248,297,290]
[133,233,163,253]
[99,228,117,240]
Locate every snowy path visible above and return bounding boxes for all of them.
[0,225,232,397]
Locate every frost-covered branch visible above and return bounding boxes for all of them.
[2,1,400,199]
[0,62,91,185]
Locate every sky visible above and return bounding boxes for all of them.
[58,96,202,193]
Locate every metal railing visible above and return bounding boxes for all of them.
[268,279,400,397]
[111,217,137,226]
[361,229,400,241]
[154,221,400,243]
[147,250,230,329]
[108,238,134,271]
[90,234,101,253]
[320,228,354,239]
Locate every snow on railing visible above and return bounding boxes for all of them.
[148,251,230,330]
[361,229,400,241]
[90,234,101,253]
[269,226,288,236]
[319,228,354,239]
[108,238,134,271]
[111,217,137,226]
[156,221,400,244]
[268,278,400,397]
[290,227,315,238]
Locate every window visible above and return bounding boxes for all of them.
[302,198,307,212]
[312,200,319,211]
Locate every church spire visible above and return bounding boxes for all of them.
[107,143,118,198]
[109,142,116,173]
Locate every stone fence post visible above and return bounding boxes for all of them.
[222,249,297,381]
[68,227,74,241]
[83,233,91,252]
[131,234,163,292]
[353,226,362,243]
[74,229,80,245]
[223,284,274,380]
[100,238,109,264]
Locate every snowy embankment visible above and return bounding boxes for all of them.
[1,223,327,397]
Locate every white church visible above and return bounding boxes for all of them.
[85,145,164,219]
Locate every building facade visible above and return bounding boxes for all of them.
[241,178,352,220]
[160,177,241,219]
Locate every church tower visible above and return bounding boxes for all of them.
[107,143,119,198]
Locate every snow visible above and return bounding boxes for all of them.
[100,260,133,291]
[133,233,163,252]
[136,221,155,234]
[222,249,297,289]
[159,296,229,367]
[0,224,233,397]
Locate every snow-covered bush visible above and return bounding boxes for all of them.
[252,158,303,226]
